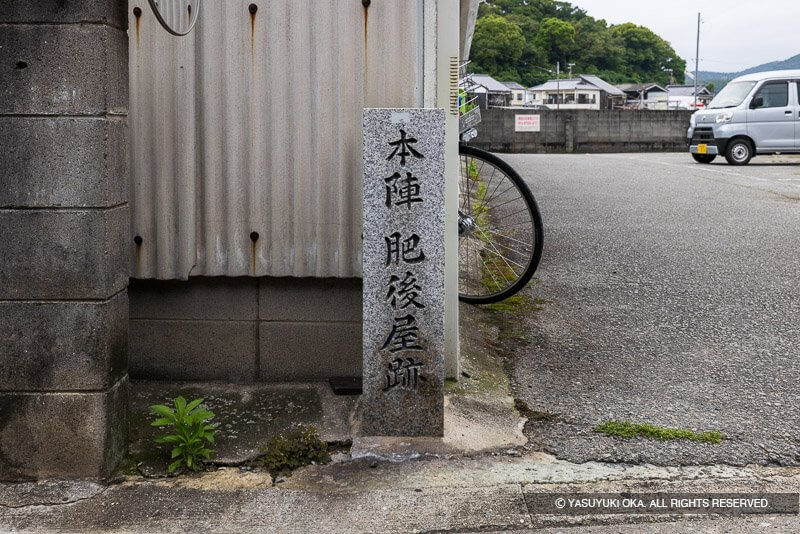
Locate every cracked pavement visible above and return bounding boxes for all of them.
[508,153,800,467]
[2,455,800,532]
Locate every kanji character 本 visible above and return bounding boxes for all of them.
[386,129,424,166]
[383,357,426,391]
[381,314,424,352]
[386,271,425,310]
[385,171,423,209]
[385,232,426,266]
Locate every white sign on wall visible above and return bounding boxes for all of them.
[515,114,541,132]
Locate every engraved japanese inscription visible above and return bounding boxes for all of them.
[362,108,446,436]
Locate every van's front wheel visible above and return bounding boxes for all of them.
[725,139,753,166]
[691,153,716,164]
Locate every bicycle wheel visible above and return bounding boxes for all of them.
[458,144,543,304]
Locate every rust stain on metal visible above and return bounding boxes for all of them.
[250,231,259,273]
[133,6,142,47]
[363,0,370,49]
[249,4,258,57]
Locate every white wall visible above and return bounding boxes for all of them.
[509,89,526,106]
[529,89,601,110]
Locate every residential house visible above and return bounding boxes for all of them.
[501,81,528,106]
[528,74,625,110]
[617,83,669,109]
[469,73,513,108]
[666,84,714,109]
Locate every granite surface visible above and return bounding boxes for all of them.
[361,108,446,436]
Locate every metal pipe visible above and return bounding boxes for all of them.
[556,61,560,111]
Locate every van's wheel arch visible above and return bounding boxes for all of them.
[725,137,754,166]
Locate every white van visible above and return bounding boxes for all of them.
[687,70,800,165]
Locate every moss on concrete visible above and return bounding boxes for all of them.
[487,293,548,314]
[449,302,515,398]
[257,426,330,478]
[481,282,548,345]
[594,420,723,444]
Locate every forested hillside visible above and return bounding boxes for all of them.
[697,53,800,90]
[470,0,686,88]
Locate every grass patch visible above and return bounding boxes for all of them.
[487,293,547,314]
[467,160,479,180]
[444,365,509,396]
[773,191,800,202]
[594,420,723,444]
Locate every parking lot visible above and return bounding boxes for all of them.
[507,152,800,466]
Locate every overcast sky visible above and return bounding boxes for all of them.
[571,0,797,73]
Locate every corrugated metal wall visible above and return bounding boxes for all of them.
[130,0,423,279]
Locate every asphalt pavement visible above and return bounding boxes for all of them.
[507,152,800,466]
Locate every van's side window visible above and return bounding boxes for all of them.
[753,82,788,108]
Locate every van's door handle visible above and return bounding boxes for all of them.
[785,110,793,115]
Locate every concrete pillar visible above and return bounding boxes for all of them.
[459,0,479,60]
[565,117,575,153]
[424,0,461,379]
[0,1,129,479]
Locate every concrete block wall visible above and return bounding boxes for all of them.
[0,1,129,480]
[129,277,362,382]
[470,108,694,153]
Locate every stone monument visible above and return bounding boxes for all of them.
[362,108,446,436]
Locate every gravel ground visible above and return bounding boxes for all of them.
[506,152,800,466]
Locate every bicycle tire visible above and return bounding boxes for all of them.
[458,144,543,304]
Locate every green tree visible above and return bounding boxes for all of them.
[533,17,576,65]
[470,0,687,87]
[572,17,622,75]
[470,14,526,81]
[610,23,685,85]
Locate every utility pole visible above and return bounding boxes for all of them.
[556,61,560,111]
[663,68,674,109]
[568,62,575,78]
[694,12,700,109]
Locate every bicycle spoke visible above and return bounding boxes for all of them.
[484,166,506,206]
[478,252,503,288]
[480,251,511,284]
[480,164,499,202]
[485,184,519,206]
[478,236,530,267]
[489,221,533,230]
[479,232,526,271]
[492,207,532,222]
[465,156,474,214]
[479,226,533,249]
[485,191,524,211]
